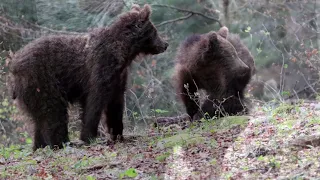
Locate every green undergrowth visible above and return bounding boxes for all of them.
[3,101,320,179]
[0,115,250,179]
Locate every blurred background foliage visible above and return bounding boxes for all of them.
[0,0,319,146]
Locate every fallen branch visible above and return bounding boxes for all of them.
[289,133,320,148]
[154,114,191,127]
[80,163,121,174]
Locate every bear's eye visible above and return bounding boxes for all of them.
[127,24,141,31]
[135,24,143,29]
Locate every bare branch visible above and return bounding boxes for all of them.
[120,0,128,9]
[151,4,223,27]
[155,13,193,27]
[293,13,320,35]
[0,16,83,36]
[22,20,84,35]
[0,21,26,32]
[284,80,320,100]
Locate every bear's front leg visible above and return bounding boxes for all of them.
[81,58,127,143]
[104,71,127,141]
[104,91,124,141]
[80,93,103,143]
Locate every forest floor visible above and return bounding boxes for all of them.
[1,100,320,179]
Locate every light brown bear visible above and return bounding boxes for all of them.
[174,26,255,120]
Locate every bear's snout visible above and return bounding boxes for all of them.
[159,40,169,50]
[237,64,250,77]
[239,67,250,77]
[234,58,250,77]
[163,41,169,50]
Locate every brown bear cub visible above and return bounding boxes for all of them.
[173,26,255,121]
[8,4,168,151]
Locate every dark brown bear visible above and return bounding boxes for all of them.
[173,26,254,120]
[8,4,168,151]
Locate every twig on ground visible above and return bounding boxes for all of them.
[80,163,118,173]
[154,114,191,127]
[289,133,320,148]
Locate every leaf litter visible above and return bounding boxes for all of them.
[1,101,320,179]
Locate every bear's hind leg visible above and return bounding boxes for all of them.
[30,101,69,151]
[33,122,47,151]
[23,83,69,151]
[44,108,69,149]
[80,96,103,143]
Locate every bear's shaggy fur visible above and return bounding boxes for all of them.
[173,26,254,120]
[8,4,168,151]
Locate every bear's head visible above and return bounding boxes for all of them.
[205,27,249,77]
[113,4,168,55]
[218,26,256,76]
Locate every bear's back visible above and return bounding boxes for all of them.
[10,35,88,75]
[175,34,206,67]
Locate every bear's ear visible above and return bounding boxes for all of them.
[208,32,219,43]
[140,4,151,21]
[218,26,229,39]
[207,32,220,49]
[131,4,141,12]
